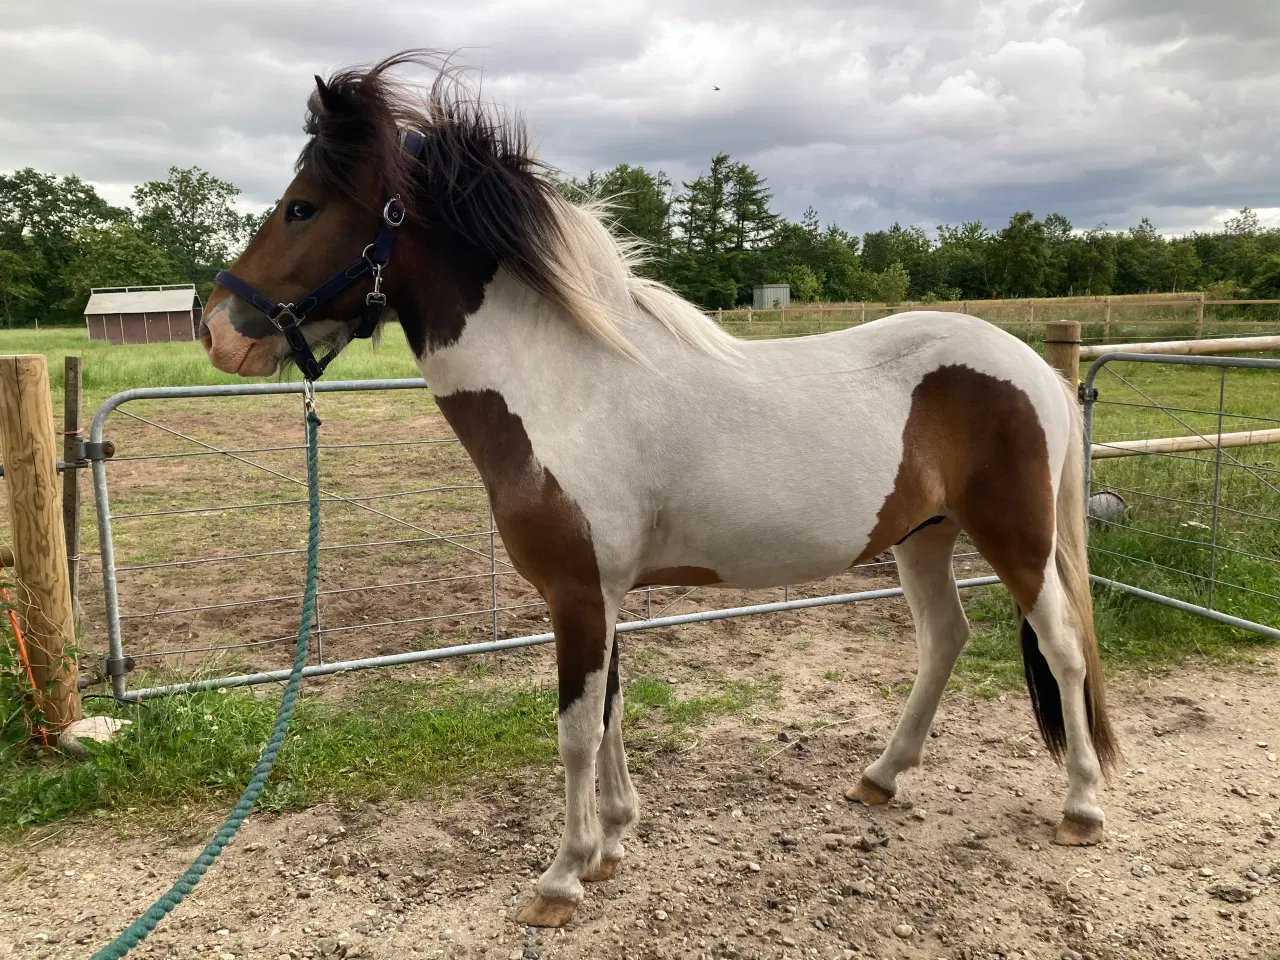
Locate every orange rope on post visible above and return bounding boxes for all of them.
[2,585,49,746]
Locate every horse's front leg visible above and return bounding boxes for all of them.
[517,579,617,927]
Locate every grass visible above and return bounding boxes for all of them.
[0,671,777,832]
[0,325,422,408]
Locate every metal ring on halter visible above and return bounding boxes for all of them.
[383,197,406,227]
[271,304,300,330]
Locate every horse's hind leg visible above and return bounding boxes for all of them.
[848,519,969,804]
[584,637,639,882]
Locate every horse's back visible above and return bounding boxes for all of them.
[626,311,1071,588]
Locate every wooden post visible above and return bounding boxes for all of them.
[859,301,866,325]
[779,305,785,334]
[62,356,83,625]
[1043,321,1082,390]
[746,306,753,335]
[1103,296,1112,341]
[1028,299,1035,324]
[1196,292,1205,339]
[817,303,823,332]
[0,355,80,732]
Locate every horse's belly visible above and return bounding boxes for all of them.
[646,496,880,590]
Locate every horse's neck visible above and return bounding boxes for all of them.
[415,271,628,410]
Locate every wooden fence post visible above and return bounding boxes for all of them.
[63,356,83,625]
[0,355,80,732]
[1103,296,1112,340]
[859,301,866,324]
[1196,292,1205,339]
[1043,321,1082,392]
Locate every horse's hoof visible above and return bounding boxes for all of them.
[845,776,895,805]
[581,856,621,883]
[516,893,579,927]
[1053,815,1105,846]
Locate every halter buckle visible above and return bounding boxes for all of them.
[271,304,301,331]
[383,197,406,227]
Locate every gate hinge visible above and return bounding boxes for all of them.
[104,655,135,678]
[1078,383,1098,403]
[77,439,117,462]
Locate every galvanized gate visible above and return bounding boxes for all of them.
[1081,352,1280,641]
[87,379,999,701]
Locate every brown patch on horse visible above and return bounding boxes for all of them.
[855,364,1054,608]
[632,566,723,588]
[393,231,496,355]
[434,389,605,711]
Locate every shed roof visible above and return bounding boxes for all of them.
[84,285,199,316]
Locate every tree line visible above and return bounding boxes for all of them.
[3,158,1279,327]
[562,157,1280,308]
[0,167,266,327]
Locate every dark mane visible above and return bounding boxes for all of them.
[294,50,736,360]
[298,50,575,315]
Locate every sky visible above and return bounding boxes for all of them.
[3,0,1278,239]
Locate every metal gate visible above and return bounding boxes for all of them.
[88,379,998,701]
[1082,352,1280,641]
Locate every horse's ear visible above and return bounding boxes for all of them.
[314,74,338,113]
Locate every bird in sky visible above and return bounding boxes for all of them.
[713,85,720,91]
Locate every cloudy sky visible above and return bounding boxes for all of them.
[3,0,1278,238]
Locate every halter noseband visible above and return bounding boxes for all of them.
[213,129,426,381]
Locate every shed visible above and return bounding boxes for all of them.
[84,284,202,344]
[753,284,790,310]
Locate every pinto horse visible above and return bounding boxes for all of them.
[201,52,1119,927]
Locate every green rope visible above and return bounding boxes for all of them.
[89,409,323,960]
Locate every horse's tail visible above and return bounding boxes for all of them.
[1018,377,1121,775]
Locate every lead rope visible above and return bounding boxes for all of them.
[89,392,323,960]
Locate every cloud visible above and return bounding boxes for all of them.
[1,0,1276,237]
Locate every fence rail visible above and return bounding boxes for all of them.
[705,296,1280,345]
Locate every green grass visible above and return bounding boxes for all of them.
[0,671,776,832]
[0,325,422,407]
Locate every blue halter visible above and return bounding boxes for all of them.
[213,129,426,381]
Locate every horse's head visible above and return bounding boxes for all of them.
[204,50,664,379]
[201,62,430,377]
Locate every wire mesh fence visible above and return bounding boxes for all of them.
[1082,353,1280,640]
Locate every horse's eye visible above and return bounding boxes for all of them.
[284,200,316,223]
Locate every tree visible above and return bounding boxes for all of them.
[991,212,1048,297]
[726,163,778,250]
[1249,255,1280,300]
[777,263,821,302]
[576,164,674,260]
[0,249,38,327]
[133,166,260,281]
[673,154,734,255]
[0,168,127,324]
[1165,242,1202,293]
[935,221,993,299]
[57,221,184,311]
[876,262,911,305]
[1114,218,1167,293]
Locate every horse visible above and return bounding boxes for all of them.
[200,51,1120,927]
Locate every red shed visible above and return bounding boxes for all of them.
[83,284,203,344]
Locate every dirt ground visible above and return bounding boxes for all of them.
[3,596,1278,960]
